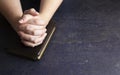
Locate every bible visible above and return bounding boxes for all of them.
[1,19,56,60]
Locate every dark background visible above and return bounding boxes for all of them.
[1,0,120,75]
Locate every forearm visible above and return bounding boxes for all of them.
[39,0,63,22]
[0,0,23,28]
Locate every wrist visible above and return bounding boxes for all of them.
[39,13,52,26]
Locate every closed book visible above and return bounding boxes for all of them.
[0,17,56,60]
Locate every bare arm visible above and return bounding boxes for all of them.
[39,0,63,24]
[0,0,23,31]
[0,0,63,47]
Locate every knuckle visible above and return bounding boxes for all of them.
[44,29,47,32]
[30,8,35,11]
[45,33,47,37]
[35,37,42,43]
[34,40,39,43]
[35,41,43,46]
[34,30,43,35]
[45,28,47,31]
[18,25,22,30]
[25,25,33,33]
[29,36,33,41]
[32,30,36,35]
[17,31,22,36]
[33,30,37,35]
[19,32,25,39]
[26,25,31,30]
[39,41,43,44]
[19,31,23,36]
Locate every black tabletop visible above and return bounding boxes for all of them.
[1,0,120,75]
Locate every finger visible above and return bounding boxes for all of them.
[27,18,45,26]
[21,40,43,47]
[34,33,47,43]
[26,25,46,30]
[32,29,47,36]
[25,29,47,36]
[19,24,46,31]
[24,8,39,16]
[19,25,47,35]
[18,31,39,43]
[19,14,33,23]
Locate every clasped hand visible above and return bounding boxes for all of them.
[18,8,48,47]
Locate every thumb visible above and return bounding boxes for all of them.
[19,14,33,23]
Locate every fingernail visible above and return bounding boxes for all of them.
[19,19,24,23]
[31,8,35,12]
[35,12,39,15]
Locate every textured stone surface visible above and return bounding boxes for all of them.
[1,0,120,75]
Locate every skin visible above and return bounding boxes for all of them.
[0,0,63,47]
[18,9,48,47]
